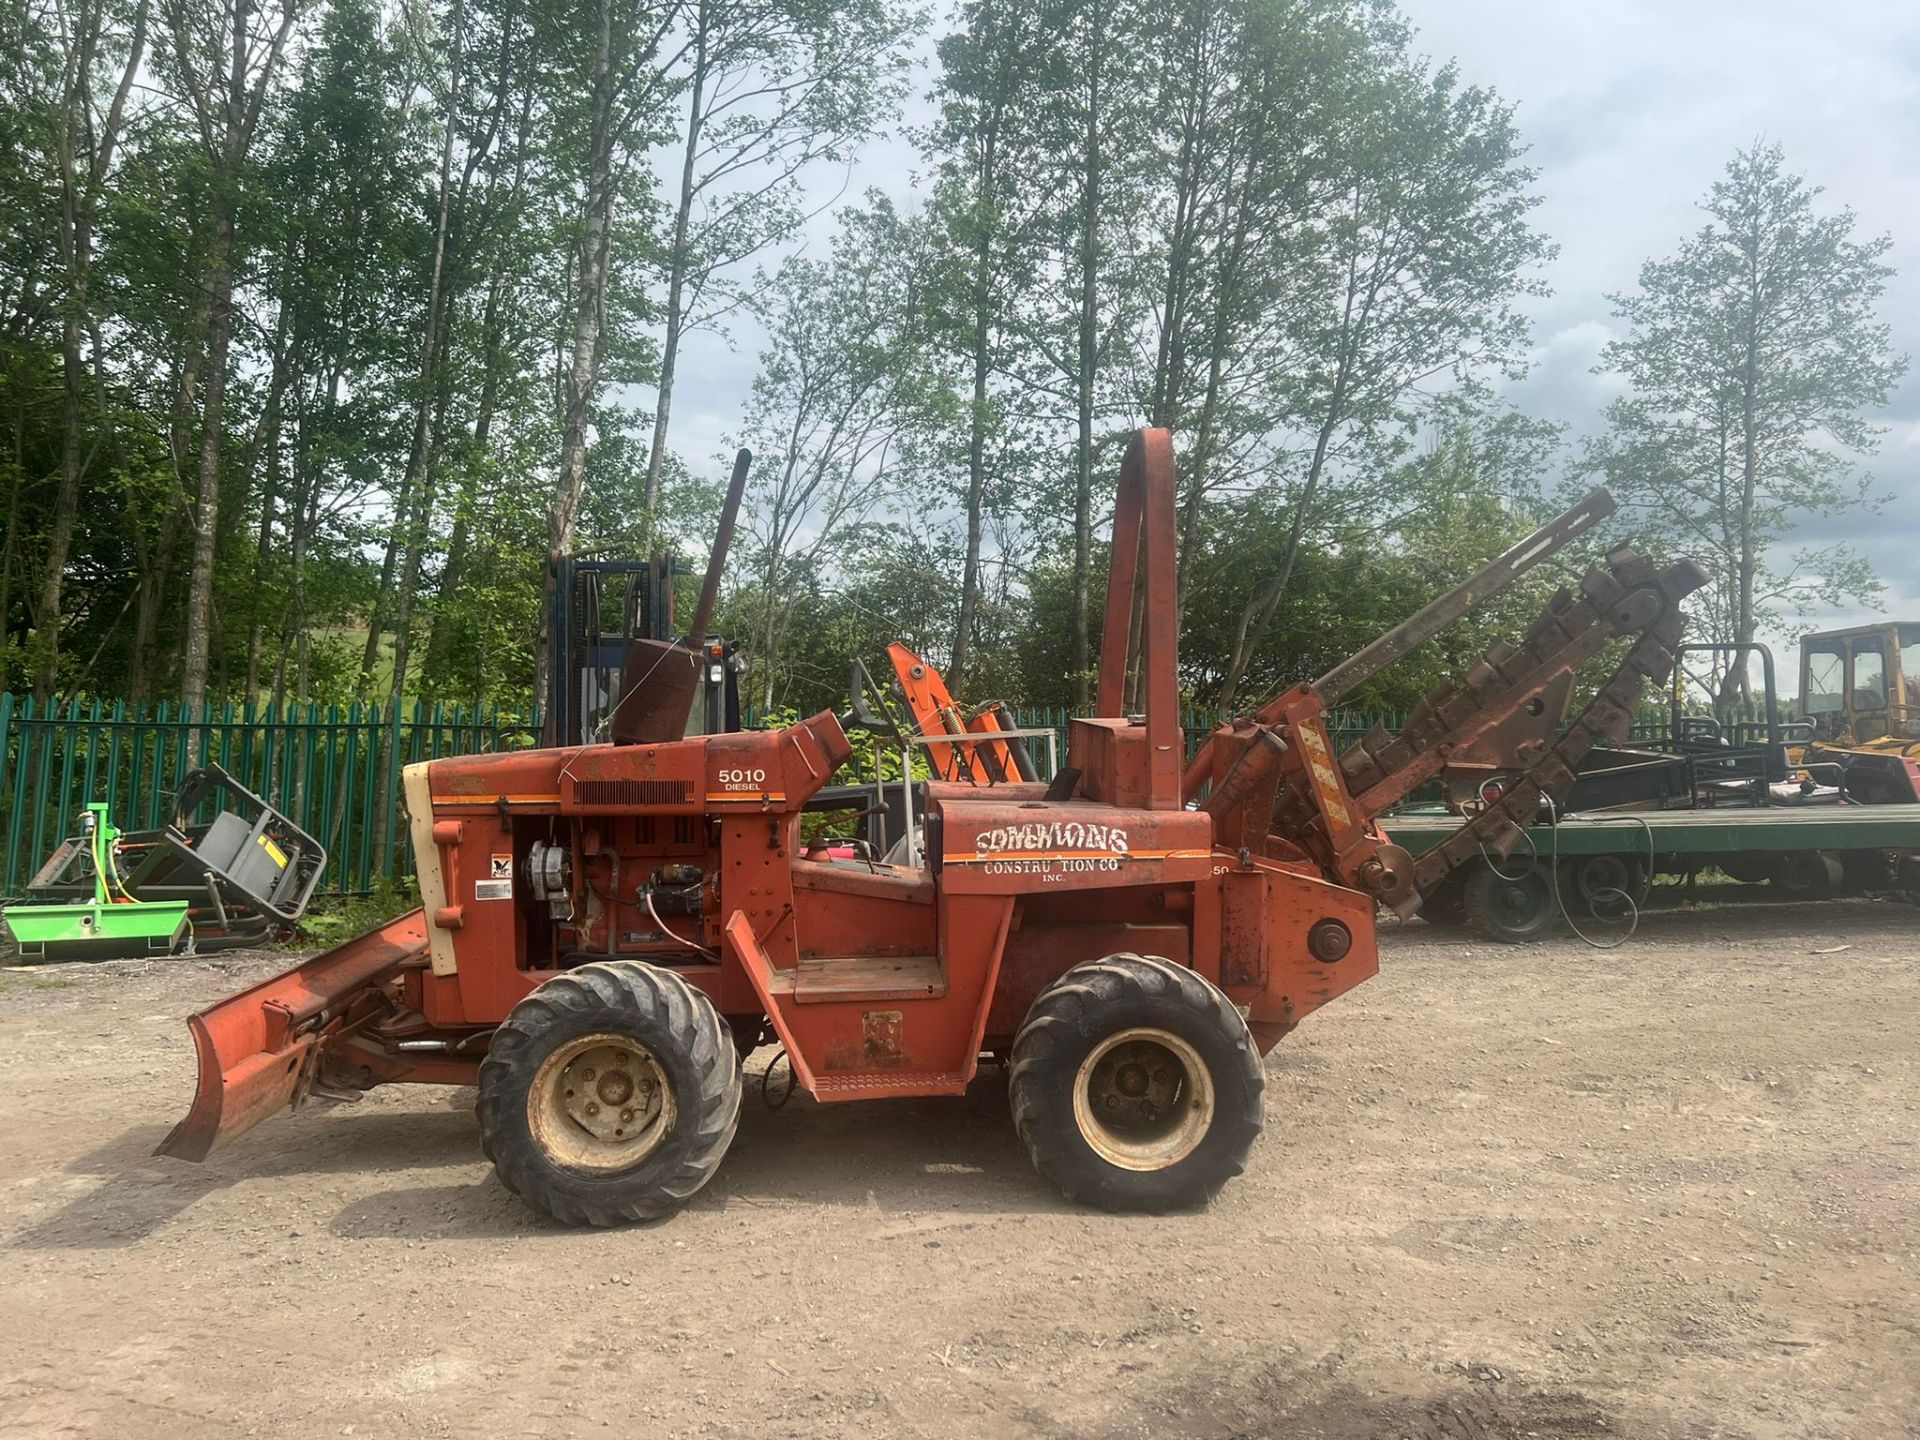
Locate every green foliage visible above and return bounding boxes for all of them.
[1,0,1902,748]
[295,877,419,950]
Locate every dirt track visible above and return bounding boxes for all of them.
[1,896,1916,1439]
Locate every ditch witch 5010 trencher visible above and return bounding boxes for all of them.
[157,431,1704,1222]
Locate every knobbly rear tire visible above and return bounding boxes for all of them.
[1010,954,1263,1213]
[477,960,741,1226]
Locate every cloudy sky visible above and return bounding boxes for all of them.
[665,0,1920,657]
[1394,0,1920,649]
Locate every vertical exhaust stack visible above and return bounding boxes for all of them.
[609,448,752,746]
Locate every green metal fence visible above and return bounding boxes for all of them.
[0,695,538,899]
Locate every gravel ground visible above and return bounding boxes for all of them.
[0,894,1915,1439]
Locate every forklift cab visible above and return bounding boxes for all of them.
[1799,622,1919,744]
[543,554,743,748]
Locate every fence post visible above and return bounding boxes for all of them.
[316,702,338,892]
[359,702,380,893]
[27,698,59,885]
[1,694,23,895]
[104,698,125,816]
[79,697,103,815]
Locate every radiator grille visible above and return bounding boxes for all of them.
[573,778,692,807]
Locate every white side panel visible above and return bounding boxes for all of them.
[405,761,459,977]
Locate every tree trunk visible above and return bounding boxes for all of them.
[242,310,293,698]
[179,204,236,731]
[951,283,993,695]
[1214,243,1363,718]
[641,0,709,552]
[381,0,463,713]
[34,312,90,699]
[33,0,148,698]
[1215,408,1340,717]
[1149,2,1210,428]
[539,0,617,716]
[1173,146,1251,627]
[949,108,1001,697]
[423,266,506,696]
[1068,9,1103,711]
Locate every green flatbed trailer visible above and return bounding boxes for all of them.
[1382,805,1920,942]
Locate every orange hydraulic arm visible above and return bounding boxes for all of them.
[886,643,1036,784]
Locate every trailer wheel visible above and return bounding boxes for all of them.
[1770,851,1842,900]
[1462,858,1560,943]
[1559,853,1649,918]
[1417,869,1471,928]
[477,961,741,1226]
[1010,954,1262,1213]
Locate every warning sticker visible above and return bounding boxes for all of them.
[475,879,512,901]
[489,854,513,880]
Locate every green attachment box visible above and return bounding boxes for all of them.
[3,899,190,958]
[2,802,191,960]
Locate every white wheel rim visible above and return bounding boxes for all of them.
[528,1032,675,1173]
[1072,1026,1215,1172]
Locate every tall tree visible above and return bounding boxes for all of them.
[924,0,1046,694]
[536,0,687,712]
[160,0,303,738]
[22,0,151,697]
[1583,142,1905,693]
[1214,43,1549,714]
[638,0,912,550]
[733,201,935,707]
[1021,0,1152,707]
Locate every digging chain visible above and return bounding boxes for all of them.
[1278,546,1707,904]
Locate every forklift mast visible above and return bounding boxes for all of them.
[542,554,679,749]
[543,450,753,750]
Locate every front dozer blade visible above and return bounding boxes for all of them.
[156,909,428,1162]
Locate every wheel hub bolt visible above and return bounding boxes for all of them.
[585,1101,600,1116]
[620,1107,635,1124]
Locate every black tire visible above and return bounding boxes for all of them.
[1838,850,1894,894]
[1462,857,1561,943]
[1771,851,1842,901]
[1418,869,1471,928]
[1558,853,1649,919]
[1009,954,1263,1213]
[477,960,742,1226]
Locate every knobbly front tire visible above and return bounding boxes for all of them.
[1010,954,1263,1213]
[477,960,742,1226]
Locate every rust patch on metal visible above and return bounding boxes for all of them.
[862,1010,906,1066]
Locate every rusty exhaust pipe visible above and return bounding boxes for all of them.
[610,449,752,745]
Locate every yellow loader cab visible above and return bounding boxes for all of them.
[1799,622,1920,752]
